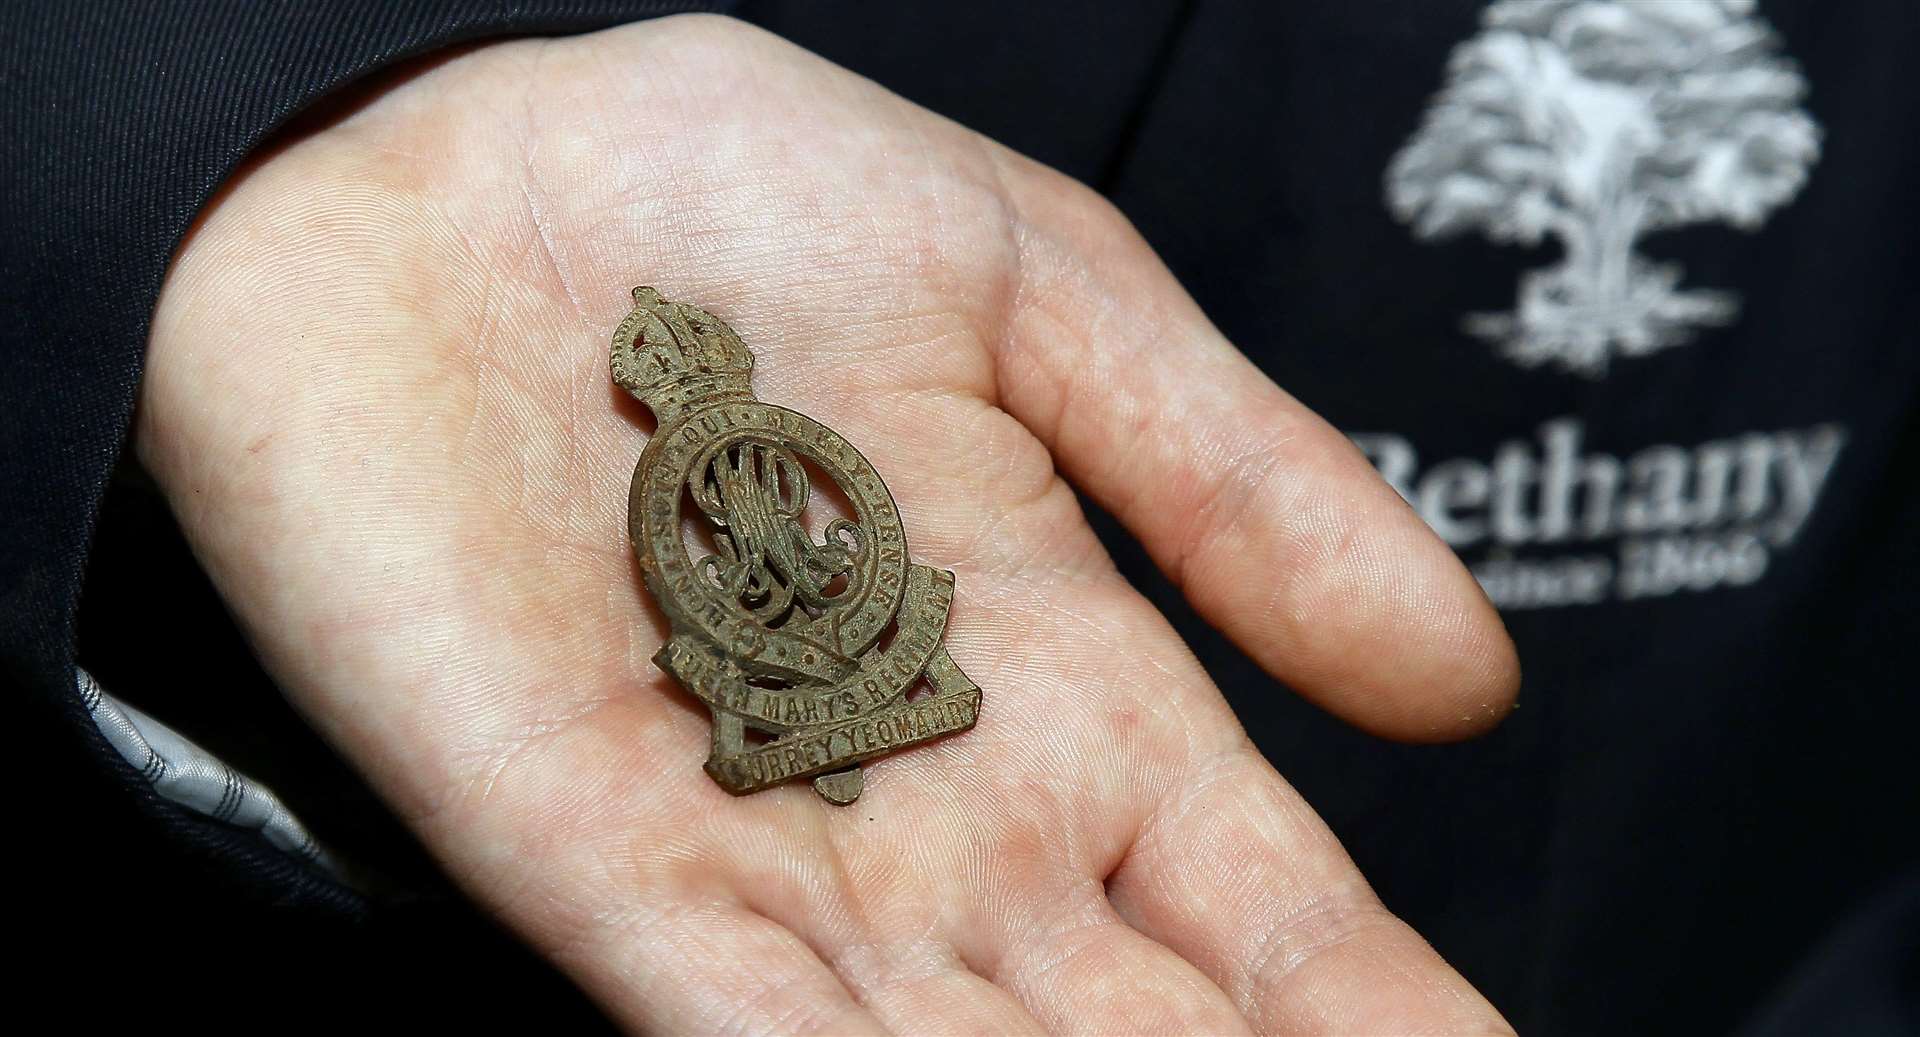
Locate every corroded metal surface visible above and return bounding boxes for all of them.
[613,287,981,804]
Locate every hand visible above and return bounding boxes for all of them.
[140,16,1519,1033]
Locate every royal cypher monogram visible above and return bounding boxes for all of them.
[612,287,981,804]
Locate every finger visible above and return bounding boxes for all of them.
[984,164,1521,741]
[904,752,1251,1036]
[956,877,1252,1036]
[1106,742,1512,1034]
[833,945,1045,1037]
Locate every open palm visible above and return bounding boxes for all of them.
[140,16,1519,1034]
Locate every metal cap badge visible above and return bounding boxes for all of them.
[614,287,982,804]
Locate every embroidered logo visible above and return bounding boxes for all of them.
[1385,0,1819,376]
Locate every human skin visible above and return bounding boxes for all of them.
[138,15,1520,1034]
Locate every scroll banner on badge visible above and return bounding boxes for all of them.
[707,652,980,794]
[655,565,982,793]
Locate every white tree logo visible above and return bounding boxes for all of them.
[1385,0,1820,376]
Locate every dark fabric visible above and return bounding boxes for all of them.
[7,0,1918,1032]
[1741,875,1920,1037]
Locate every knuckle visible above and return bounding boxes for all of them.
[1241,886,1405,1013]
[1169,427,1373,630]
[1166,435,1295,588]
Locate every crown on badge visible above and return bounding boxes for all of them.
[611,286,756,419]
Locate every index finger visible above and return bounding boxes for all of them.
[984,156,1520,741]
